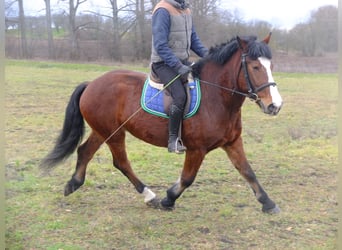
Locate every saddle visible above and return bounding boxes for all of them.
[141,69,201,119]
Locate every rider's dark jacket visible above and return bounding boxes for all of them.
[151,0,208,70]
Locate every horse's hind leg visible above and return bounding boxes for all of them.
[64,131,103,196]
[223,137,280,214]
[106,133,156,203]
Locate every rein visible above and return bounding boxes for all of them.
[198,79,250,98]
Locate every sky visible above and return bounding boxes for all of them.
[221,0,338,29]
[23,0,338,30]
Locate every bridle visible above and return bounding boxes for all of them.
[240,53,277,101]
[198,53,277,102]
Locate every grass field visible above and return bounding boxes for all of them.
[5,60,338,249]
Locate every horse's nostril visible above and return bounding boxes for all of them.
[268,103,281,115]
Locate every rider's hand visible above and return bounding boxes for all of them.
[177,64,192,76]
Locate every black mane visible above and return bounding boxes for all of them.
[192,36,272,78]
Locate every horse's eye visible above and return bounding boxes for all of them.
[253,66,259,71]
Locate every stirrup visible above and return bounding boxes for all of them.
[168,137,187,154]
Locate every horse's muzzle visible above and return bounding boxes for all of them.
[257,100,282,116]
[267,103,282,115]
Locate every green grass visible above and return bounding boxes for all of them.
[5,60,337,249]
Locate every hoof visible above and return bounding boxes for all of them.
[146,198,162,209]
[64,178,83,196]
[262,204,281,214]
[64,183,75,196]
[160,197,175,210]
[146,198,174,211]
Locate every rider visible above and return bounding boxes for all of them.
[151,0,208,153]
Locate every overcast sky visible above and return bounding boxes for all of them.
[221,0,338,29]
[23,0,338,30]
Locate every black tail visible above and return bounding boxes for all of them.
[40,82,88,170]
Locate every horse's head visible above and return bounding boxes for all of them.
[236,33,283,115]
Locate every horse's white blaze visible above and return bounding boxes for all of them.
[142,187,156,203]
[270,85,283,107]
[258,57,283,107]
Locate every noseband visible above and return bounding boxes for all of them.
[241,53,277,101]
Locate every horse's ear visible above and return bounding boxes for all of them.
[236,36,247,51]
[262,32,272,44]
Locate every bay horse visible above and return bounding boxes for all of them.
[41,34,283,214]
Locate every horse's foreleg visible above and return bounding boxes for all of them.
[65,131,103,196]
[158,149,206,210]
[223,137,280,214]
[107,135,156,204]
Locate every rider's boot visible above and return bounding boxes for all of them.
[168,104,187,154]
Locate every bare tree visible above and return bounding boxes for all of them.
[108,0,122,60]
[189,0,220,17]
[5,0,18,29]
[65,0,87,59]
[135,0,148,59]
[188,0,221,47]
[84,0,142,61]
[52,12,69,33]
[4,0,336,61]
[289,23,315,56]
[111,0,151,60]
[150,0,158,7]
[289,5,337,56]
[18,0,28,58]
[44,0,55,59]
[310,5,338,53]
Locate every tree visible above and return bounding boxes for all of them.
[4,0,337,61]
[289,5,337,56]
[5,0,18,30]
[44,0,55,59]
[18,0,28,58]
[189,0,220,18]
[134,0,148,59]
[66,0,87,59]
[245,20,273,39]
[288,23,312,56]
[189,0,221,44]
[309,5,337,53]
[113,0,151,60]
[108,0,122,60]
